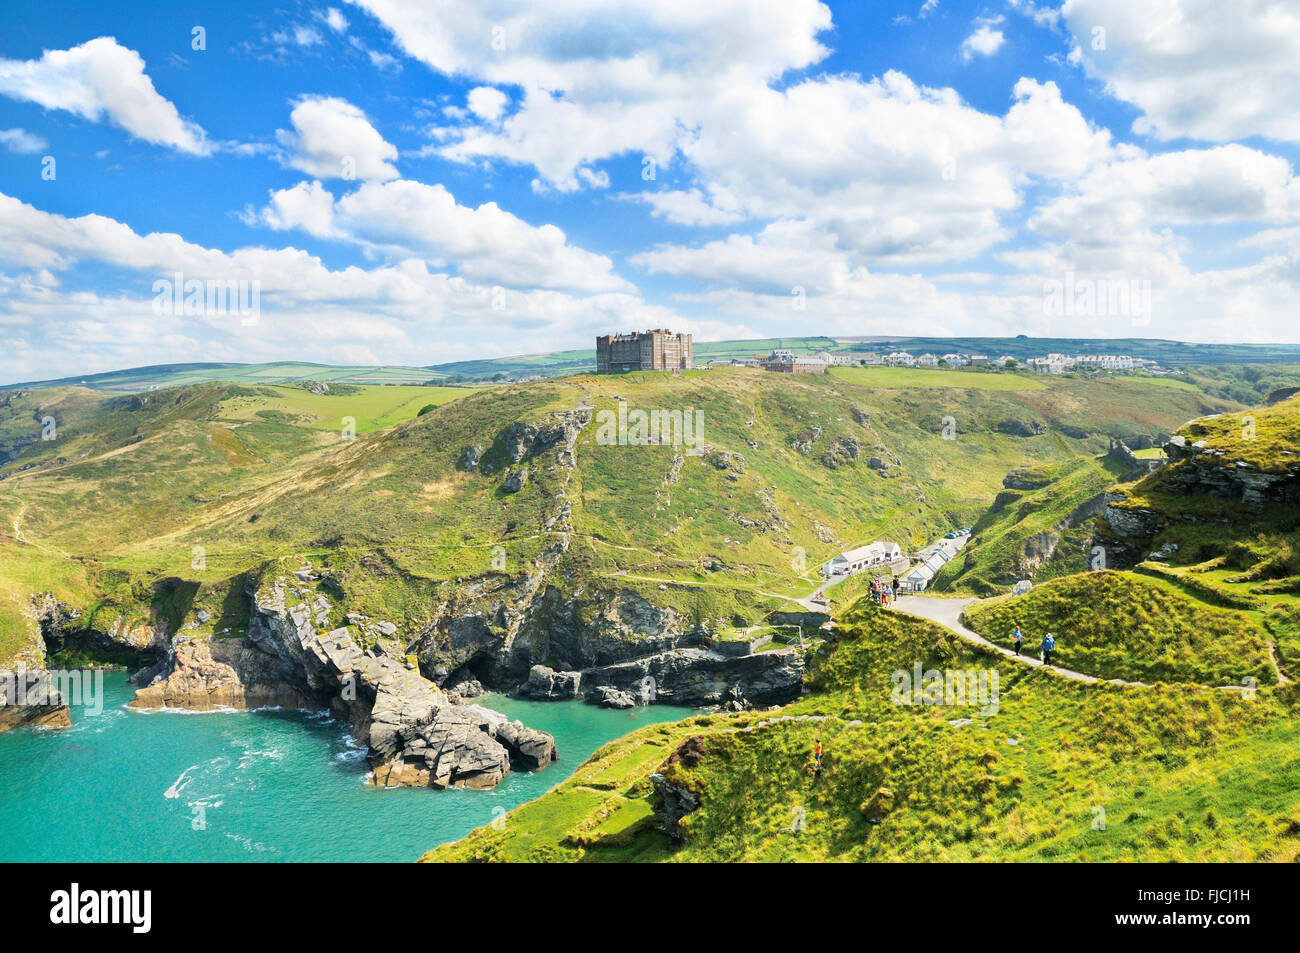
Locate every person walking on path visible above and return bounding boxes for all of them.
[1012,625,1024,656]
[1041,631,1056,666]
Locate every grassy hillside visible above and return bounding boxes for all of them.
[1090,394,1300,685]
[423,596,1300,862]
[933,456,1124,594]
[964,571,1274,685]
[0,366,1238,669]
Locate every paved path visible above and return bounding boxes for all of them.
[890,595,1109,686]
[892,596,1259,693]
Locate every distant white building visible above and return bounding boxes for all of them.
[1027,354,1069,374]
[859,351,883,365]
[886,351,916,367]
[994,355,1018,367]
[941,353,968,367]
[1074,354,1135,371]
[821,541,903,578]
[900,564,936,592]
[968,354,989,365]
[815,350,858,366]
[917,353,939,367]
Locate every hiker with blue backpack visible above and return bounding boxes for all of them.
[1041,632,1056,666]
[1012,624,1024,656]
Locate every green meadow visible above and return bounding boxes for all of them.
[424,597,1300,863]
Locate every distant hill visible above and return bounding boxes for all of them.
[10,336,1300,394]
[428,335,1300,381]
[4,361,449,393]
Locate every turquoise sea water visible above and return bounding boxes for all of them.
[0,672,692,862]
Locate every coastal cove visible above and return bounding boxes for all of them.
[0,673,694,863]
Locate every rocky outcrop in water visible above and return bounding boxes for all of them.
[128,637,315,711]
[0,668,71,732]
[370,700,555,790]
[129,574,556,791]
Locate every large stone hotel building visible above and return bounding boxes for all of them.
[595,329,693,372]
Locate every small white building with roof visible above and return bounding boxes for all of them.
[821,541,903,578]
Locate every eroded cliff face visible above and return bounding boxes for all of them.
[404,408,810,710]
[1161,435,1300,508]
[406,579,806,711]
[502,586,696,677]
[128,574,556,791]
[33,591,167,667]
[1092,434,1300,568]
[520,646,805,709]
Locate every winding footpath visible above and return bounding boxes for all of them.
[890,595,1107,685]
[886,595,1258,693]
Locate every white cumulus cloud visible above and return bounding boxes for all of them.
[1062,0,1300,143]
[275,96,399,181]
[0,37,210,154]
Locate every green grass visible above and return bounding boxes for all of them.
[213,383,471,434]
[1170,394,1300,472]
[933,456,1121,595]
[424,595,1300,862]
[830,365,1046,391]
[964,570,1273,685]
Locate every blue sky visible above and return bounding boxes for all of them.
[2,0,1300,382]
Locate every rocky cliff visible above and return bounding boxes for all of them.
[519,644,804,710]
[1160,434,1300,508]
[1092,422,1300,568]
[129,573,556,791]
